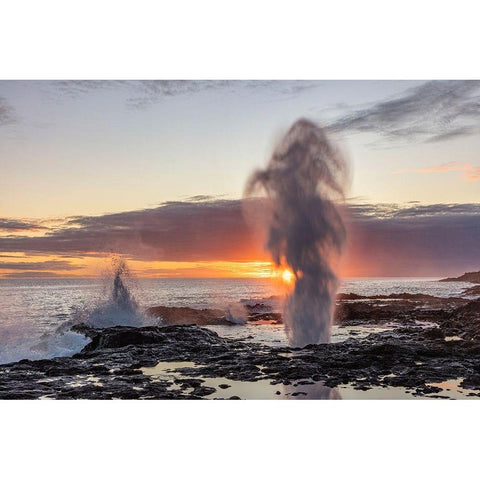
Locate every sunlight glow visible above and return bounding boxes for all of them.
[281,268,295,284]
[268,265,295,286]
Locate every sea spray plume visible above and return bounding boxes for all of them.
[245,119,348,347]
[0,258,154,365]
[72,257,155,328]
[111,257,139,314]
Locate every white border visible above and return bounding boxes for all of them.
[1,1,480,478]
[1,0,479,79]
[1,401,479,479]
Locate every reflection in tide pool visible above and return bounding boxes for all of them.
[206,323,392,348]
[426,378,480,400]
[141,361,480,400]
[141,361,342,399]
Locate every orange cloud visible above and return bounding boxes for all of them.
[128,260,274,278]
[0,254,275,279]
[2,200,480,279]
[393,162,480,182]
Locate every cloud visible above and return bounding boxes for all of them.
[54,80,121,97]
[2,271,70,279]
[342,201,480,276]
[0,260,84,271]
[0,218,46,231]
[466,167,480,182]
[0,199,266,262]
[50,80,321,110]
[329,80,480,144]
[393,162,480,183]
[0,96,17,126]
[1,199,480,276]
[183,194,218,202]
[348,201,480,219]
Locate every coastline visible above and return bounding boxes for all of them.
[2,288,480,399]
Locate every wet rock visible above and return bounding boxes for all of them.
[423,328,444,340]
[353,385,371,391]
[175,378,204,389]
[442,300,480,340]
[147,306,230,326]
[244,303,275,314]
[460,375,480,391]
[3,301,480,400]
[414,385,442,395]
[192,386,216,397]
[334,292,467,327]
[248,312,282,324]
[296,380,315,385]
[337,293,365,300]
[462,285,480,297]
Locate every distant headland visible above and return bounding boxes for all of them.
[439,271,480,283]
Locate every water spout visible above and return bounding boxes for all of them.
[245,119,348,347]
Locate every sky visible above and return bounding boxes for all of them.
[1,80,480,278]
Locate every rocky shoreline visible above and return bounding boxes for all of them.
[1,292,480,400]
[439,270,480,283]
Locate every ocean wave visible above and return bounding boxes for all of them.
[0,325,91,365]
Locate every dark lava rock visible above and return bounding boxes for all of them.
[460,374,480,391]
[451,299,480,319]
[192,386,216,397]
[334,294,466,326]
[146,306,231,326]
[248,312,282,324]
[414,385,442,395]
[4,297,480,400]
[244,303,274,313]
[175,378,204,389]
[337,293,365,300]
[442,299,480,340]
[462,285,480,297]
[73,323,226,353]
[423,328,444,340]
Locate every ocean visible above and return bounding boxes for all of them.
[0,277,473,365]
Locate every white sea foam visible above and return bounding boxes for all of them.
[0,325,90,365]
[0,276,473,364]
[224,303,247,325]
[0,258,156,365]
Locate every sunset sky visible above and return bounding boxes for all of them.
[1,80,480,278]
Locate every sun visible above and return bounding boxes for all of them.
[269,264,296,286]
[281,268,295,284]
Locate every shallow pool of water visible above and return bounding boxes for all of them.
[140,361,480,400]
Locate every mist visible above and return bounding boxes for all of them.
[245,119,348,347]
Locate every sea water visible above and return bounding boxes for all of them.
[0,277,474,364]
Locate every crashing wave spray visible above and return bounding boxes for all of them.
[245,119,348,347]
[110,258,139,315]
[0,258,153,365]
[73,257,153,328]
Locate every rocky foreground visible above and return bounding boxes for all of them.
[1,293,480,399]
